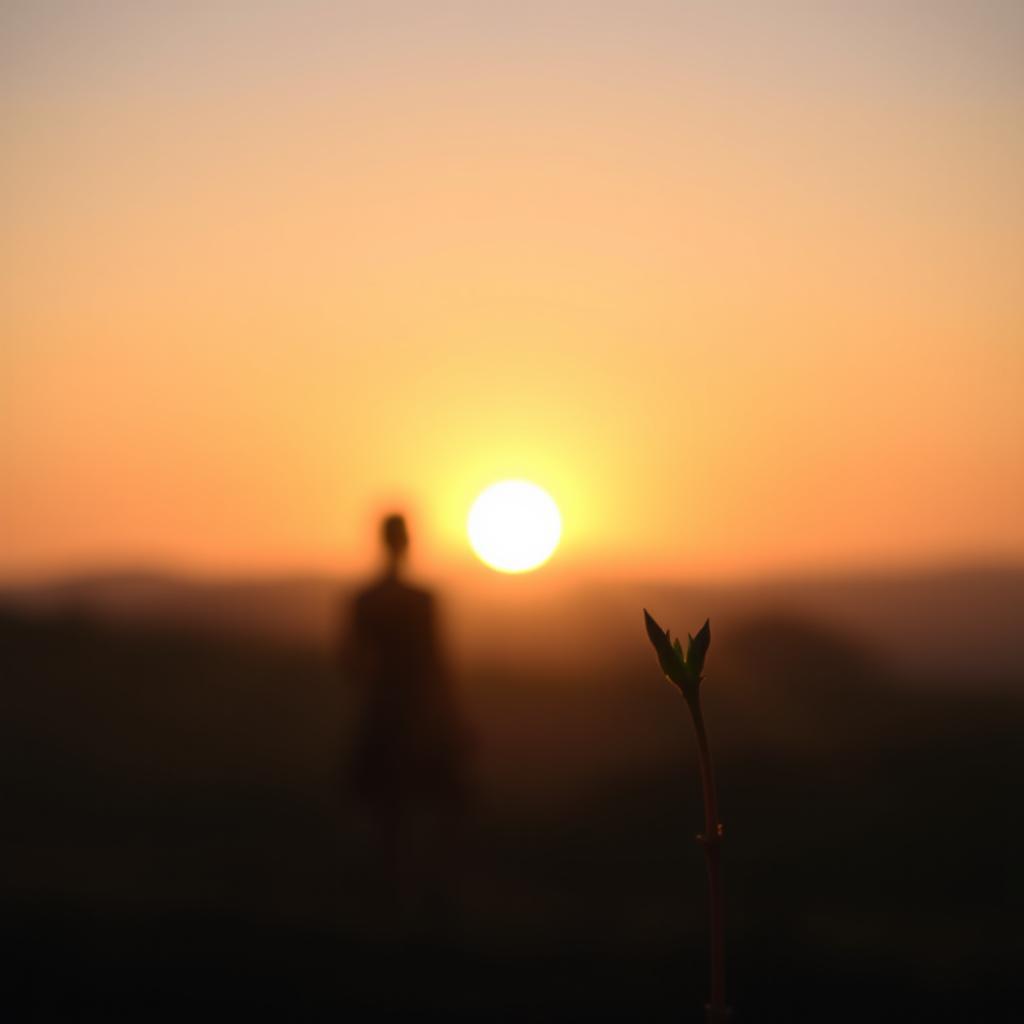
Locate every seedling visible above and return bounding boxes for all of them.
[644,611,729,1023]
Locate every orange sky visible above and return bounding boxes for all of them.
[3,2,1023,582]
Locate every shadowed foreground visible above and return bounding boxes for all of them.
[2,601,1022,1021]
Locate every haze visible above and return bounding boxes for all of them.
[3,1,1023,582]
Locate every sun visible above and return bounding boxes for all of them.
[467,480,562,574]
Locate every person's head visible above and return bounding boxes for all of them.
[381,513,409,569]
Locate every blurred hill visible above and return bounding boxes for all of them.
[3,563,1022,682]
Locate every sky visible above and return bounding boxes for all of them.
[3,1,1023,583]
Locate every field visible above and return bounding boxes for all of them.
[3,568,1022,1020]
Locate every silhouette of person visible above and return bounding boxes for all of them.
[342,513,469,929]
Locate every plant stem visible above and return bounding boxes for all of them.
[688,696,727,1022]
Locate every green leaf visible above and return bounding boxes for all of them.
[686,618,711,677]
[644,609,708,702]
[644,609,683,682]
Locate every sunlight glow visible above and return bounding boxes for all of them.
[467,480,562,574]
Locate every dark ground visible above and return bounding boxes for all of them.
[2,586,1022,1021]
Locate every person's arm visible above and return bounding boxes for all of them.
[337,593,369,685]
[423,594,473,756]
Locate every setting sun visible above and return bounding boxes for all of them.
[467,480,562,574]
